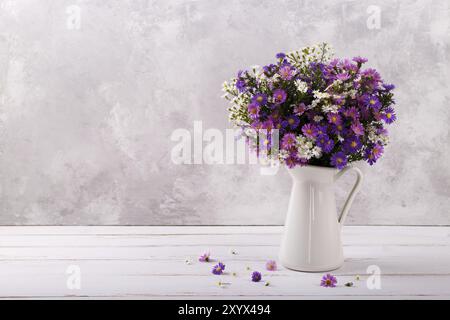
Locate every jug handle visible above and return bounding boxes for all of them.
[334,165,364,225]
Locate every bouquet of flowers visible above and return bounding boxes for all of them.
[222,43,396,169]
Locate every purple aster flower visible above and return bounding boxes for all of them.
[212,262,225,275]
[251,271,262,282]
[247,103,260,120]
[365,144,384,165]
[250,120,263,130]
[331,123,345,135]
[279,65,295,80]
[284,152,307,168]
[333,95,345,106]
[266,260,277,271]
[276,52,286,59]
[199,252,210,262]
[235,79,246,92]
[283,115,300,129]
[343,136,362,154]
[340,58,355,71]
[377,127,388,136]
[261,119,274,131]
[344,107,359,120]
[330,152,348,169]
[273,89,287,104]
[285,154,298,168]
[281,133,297,149]
[351,121,365,136]
[352,56,368,64]
[361,68,382,90]
[336,72,350,81]
[382,83,395,91]
[269,111,281,122]
[263,64,276,74]
[364,95,381,110]
[316,124,328,136]
[382,107,396,124]
[302,123,318,139]
[252,93,267,106]
[293,103,307,116]
[316,134,334,153]
[320,274,337,287]
[327,113,342,126]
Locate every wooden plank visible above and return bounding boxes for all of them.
[0,226,448,298]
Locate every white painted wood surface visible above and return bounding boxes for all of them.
[0,226,449,299]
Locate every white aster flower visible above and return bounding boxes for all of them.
[311,146,322,158]
[313,115,324,122]
[313,90,331,100]
[294,80,308,93]
[322,104,340,113]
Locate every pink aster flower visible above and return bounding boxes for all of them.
[320,274,337,287]
[293,103,307,116]
[199,252,210,262]
[266,260,277,271]
[279,65,294,80]
[247,103,260,120]
[327,113,342,125]
[351,121,365,136]
[272,89,287,104]
[302,123,318,139]
[281,133,297,149]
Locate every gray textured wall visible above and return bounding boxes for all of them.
[0,0,449,225]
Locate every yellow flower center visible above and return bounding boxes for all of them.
[351,141,357,147]
[288,118,295,124]
[387,113,392,118]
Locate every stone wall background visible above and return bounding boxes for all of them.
[0,0,448,225]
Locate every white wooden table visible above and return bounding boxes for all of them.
[0,226,449,299]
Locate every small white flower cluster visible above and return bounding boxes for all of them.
[311,90,331,110]
[287,43,334,68]
[296,135,322,160]
[368,126,390,146]
[322,104,340,114]
[294,80,308,93]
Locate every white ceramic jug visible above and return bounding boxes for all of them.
[279,165,363,272]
